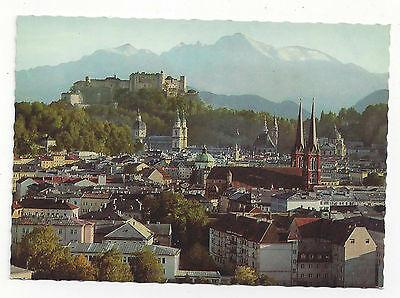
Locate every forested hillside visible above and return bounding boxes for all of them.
[14,89,388,156]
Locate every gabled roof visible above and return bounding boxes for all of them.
[294,218,371,245]
[293,217,320,227]
[145,223,172,236]
[68,242,180,256]
[104,219,154,241]
[211,213,279,244]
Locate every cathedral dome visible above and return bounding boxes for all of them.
[195,145,215,169]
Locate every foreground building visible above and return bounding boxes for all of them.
[68,242,180,280]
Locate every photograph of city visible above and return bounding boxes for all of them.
[10,16,388,287]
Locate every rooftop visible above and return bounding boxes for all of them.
[68,242,180,256]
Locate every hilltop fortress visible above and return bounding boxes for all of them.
[62,71,189,105]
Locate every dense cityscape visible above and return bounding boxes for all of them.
[10,70,386,287]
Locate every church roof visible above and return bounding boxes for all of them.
[207,166,303,189]
[195,146,215,163]
[253,132,275,149]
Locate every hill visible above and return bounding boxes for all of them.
[353,89,389,112]
[16,33,387,112]
[198,91,310,119]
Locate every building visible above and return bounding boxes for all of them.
[145,223,172,246]
[319,125,346,160]
[253,115,279,154]
[61,90,83,106]
[271,192,330,213]
[288,218,377,287]
[71,71,187,100]
[68,242,181,280]
[171,109,188,151]
[291,98,321,189]
[79,192,112,215]
[102,218,155,245]
[19,198,79,219]
[209,213,293,286]
[132,108,146,143]
[129,71,187,97]
[11,217,94,245]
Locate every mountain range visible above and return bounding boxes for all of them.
[198,91,310,119]
[353,89,389,112]
[16,33,388,112]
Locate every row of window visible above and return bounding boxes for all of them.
[349,238,370,244]
[299,273,329,279]
[299,263,329,269]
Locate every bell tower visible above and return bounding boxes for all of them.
[291,98,305,168]
[303,98,321,189]
[172,109,183,151]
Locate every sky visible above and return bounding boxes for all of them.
[16,16,390,73]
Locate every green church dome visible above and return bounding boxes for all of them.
[195,145,215,163]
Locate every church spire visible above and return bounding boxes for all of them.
[294,98,304,151]
[263,115,268,134]
[307,97,318,152]
[174,108,181,127]
[181,109,187,128]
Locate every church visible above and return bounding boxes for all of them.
[205,98,321,194]
[144,109,189,152]
[253,115,279,154]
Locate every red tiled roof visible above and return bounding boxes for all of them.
[293,217,320,227]
[207,166,304,189]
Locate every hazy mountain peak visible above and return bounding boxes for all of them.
[104,43,138,56]
[277,46,337,62]
[214,33,276,58]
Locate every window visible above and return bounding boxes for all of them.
[350,239,355,244]
[308,264,312,269]
[300,274,304,278]
[316,274,320,279]
[366,239,370,244]
[161,258,166,264]
[309,274,313,278]
[300,264,304,268]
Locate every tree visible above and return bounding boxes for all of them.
[15,226,97,281]
[142,191,209,248]
[70,254,97,281]
[17,226,69,278]
[258,274,276,286]
[94,248,133,282]
[130,247,164,283]
[181,242,216,271]
[232,266,258,285]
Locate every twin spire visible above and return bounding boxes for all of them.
[174,108,187,127]
[294,97,318,153]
